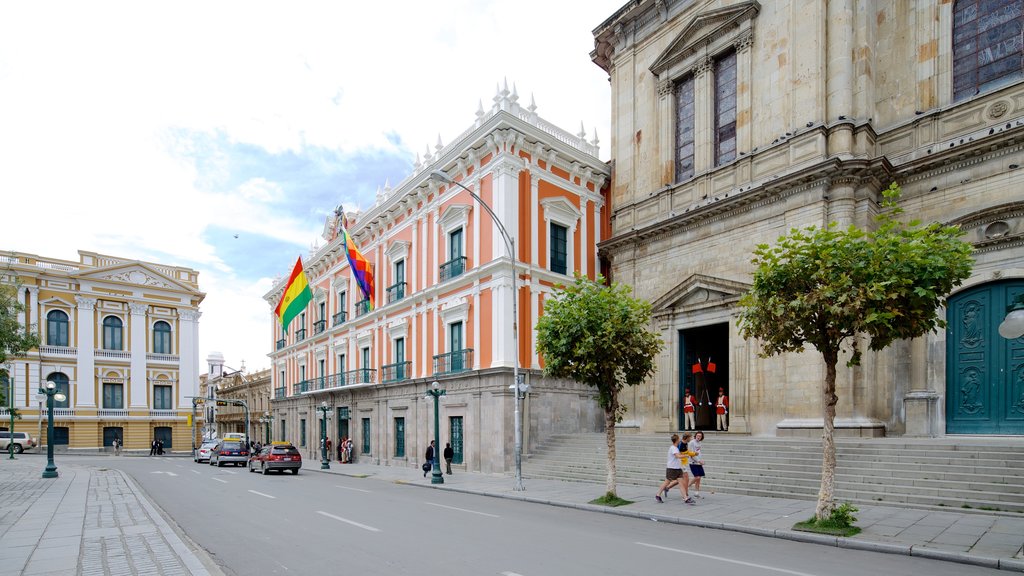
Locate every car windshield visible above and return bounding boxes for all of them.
[221,442,243,450]
[201,442,218,449]
[271,447,300,456]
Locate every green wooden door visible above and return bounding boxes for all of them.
[946,281,1024,435]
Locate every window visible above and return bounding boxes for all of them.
[362,347,370,369]
[46,310,69,347]
[300,312,306,330]
[954,0,1024,101]
[361,418,371,454]
[319,302,326,322]
[319,359,325,377]
[550,223,568,275]
[715,51,737,166]
[395,260,405,286]
[394,417,405,457]
[338,353,346,372]
[395,337,405,364]
[153,321,171,354]
[450,321,464,372]
[300,365,306,382]
[449,228,463,260]
[103,383,124,409]
[102,316,123,350]
[300,418,306,447]
[674,76,696,182]
[153,385,173,410]
[450,416,464,465]
[46,373,70,408]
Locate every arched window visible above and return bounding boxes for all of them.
[46,372,70,408]
[46,310,69,347]
[953,0,1024,101]
[102,316,123,350]
[153,321,172,354]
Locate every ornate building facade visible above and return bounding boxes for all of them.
[1,250,203,451]
[265,87,609,470]
[197,355,272,444]
[593,0,1024,437]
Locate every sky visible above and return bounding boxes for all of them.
[0,0,624,374]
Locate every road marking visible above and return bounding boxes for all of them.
[248,490,276,499]
[150,471,178,477]
[636,542,822,576]
[316,511,381,533]
[425,502,500,518]
[224,470,238,474]
[334,485,371,493]
[212,477,228,484]
[190,470,201,475]
[501,573,525,576]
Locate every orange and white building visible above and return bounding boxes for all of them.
[264,86,610,472]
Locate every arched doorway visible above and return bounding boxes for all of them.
[946,280,1024,434]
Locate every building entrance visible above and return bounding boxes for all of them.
[678,323,729,430]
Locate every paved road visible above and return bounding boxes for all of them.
[83,455,1010,576]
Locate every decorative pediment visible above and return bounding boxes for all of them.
[385,240,411,263]
[76,262,196,293]
[649,1,759,78]
[651,274,751,315]
[540,197,582,228]
[438,203,472,233]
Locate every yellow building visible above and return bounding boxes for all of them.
[1,250,204,452]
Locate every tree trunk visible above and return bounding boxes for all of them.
[815,350,839,520]
[605,396,617,497]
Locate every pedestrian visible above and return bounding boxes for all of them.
[345,437,354,463]
[156,439,164,455]
[682,388,696,430]
[113,436,121,456]
[655,434,695,504]
[337,437,345,462]
[150,439,157,456]
[326,437,332,461]
[687,431,706,498]
[716,387,729,431]
[443,442,454,475]
[424,440,435,477]
[660,432,695,504]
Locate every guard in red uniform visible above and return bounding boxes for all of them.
[716,387,729,431]
[683,389,696,430]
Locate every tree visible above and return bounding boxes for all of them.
[737,183,973,520]
[1,282,40,411]
[535,275,663,497]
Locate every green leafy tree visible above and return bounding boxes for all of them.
[1,282,40,413]
[737,183,973,520]
[536,275,663,497]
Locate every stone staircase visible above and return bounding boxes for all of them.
[523,432,1024,515]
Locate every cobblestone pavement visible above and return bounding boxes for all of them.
[0,456,215,576]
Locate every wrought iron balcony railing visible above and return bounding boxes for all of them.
[355,299,372,318]
[439,256,467,282]
[386,282,406,304]
[381,361,411,383]
[295,328,306,342]
[313,319,326,334]
[274,386,286,399]
[341,368,376,385]
[433,349,473,375]
[332,311,347,326]
[293,380,310,396]
[276,338,285,351]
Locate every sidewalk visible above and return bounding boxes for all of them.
[0,455,218,576]
[311,458,1024,573]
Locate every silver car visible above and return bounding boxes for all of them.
[193,440,219,463]
[0,432,37,453]
[208,440,249,467]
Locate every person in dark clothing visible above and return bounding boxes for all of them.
[424,440,435,477]
[150,440,158,456]
[443,443,454,475]
[156,440,164,455]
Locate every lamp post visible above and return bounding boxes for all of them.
[426,381,446,485]
[317,401,330,470]
[261,411,272,444]
[998,294,1024,340]
[430,170,526,491]
[7,369,15,460]
[41,381,67,478]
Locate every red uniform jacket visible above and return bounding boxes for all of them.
[716,394,729,415]
[683,394,695,413]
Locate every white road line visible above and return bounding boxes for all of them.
[224,470,238,474]
[248,490,276,499]
[316,511,381,533]
[636,542,822,576]
[212,477,228,484]
[425,502,500,518]
[190,470,201,475]
[501,573,525,576]
[334,485,371,493]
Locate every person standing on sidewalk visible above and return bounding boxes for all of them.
[424,440,435,477]
[682,388,696,430]
[149,439,157,456]
[716,388,729,431]
[113,436,121,456]
[443,442,454,474]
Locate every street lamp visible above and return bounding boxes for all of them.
[317,401,330,470]
[998,294,1024,339]
[429,170,526,491]
[425,381,446,485]
[41,381,67,479]
[261,411,272,444]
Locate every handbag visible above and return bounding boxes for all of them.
[422,462,431,473]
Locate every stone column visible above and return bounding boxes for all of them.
[75,296,96,407]
[734,30,754,157]
[129,303,148,408]
[826,0,855,154]
[580,198,590,277]
[26,286,39,337]
[657,79,674,186]
[179,310,201,409]
[903,336,937,436]
[694,56,715,173]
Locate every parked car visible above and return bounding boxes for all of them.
[193,440,219,463]
[0,431,37,453]
[249,443,301,475]
[209,440,249,467]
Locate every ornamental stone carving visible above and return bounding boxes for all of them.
[75,296,97,310]
[734,29,754,52]
[694,56,714,76]
[103,270,176,289]
[988,101,1009,119]
[179,310,202,322]
[128,303,149,315]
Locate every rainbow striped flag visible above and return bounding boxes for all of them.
[341,223,374,310]
[275,257,313,328]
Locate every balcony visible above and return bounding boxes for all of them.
[276,339,285,351]
[386,282,406,304]
[97,409,129,418]
[295,328,307,342]
[433,349,473,375]
[313,319,326,335]
[146,353,179,363]
[149,409,178,418]
[439,256,467,282]
[381,361,411,383]
[342,368,376,385]
[332,311,347,326]
[95,349,130,360]
[293,380,310,396]
[355,299,372,318]
[274,386,286,399]
[52,408,75,418]
[39,345,77,357]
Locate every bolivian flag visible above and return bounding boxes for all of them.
[275,257,313,328]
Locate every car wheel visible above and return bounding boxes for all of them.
[292,468,299,475]
[216,461,223,467]
[12,444,23,454]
